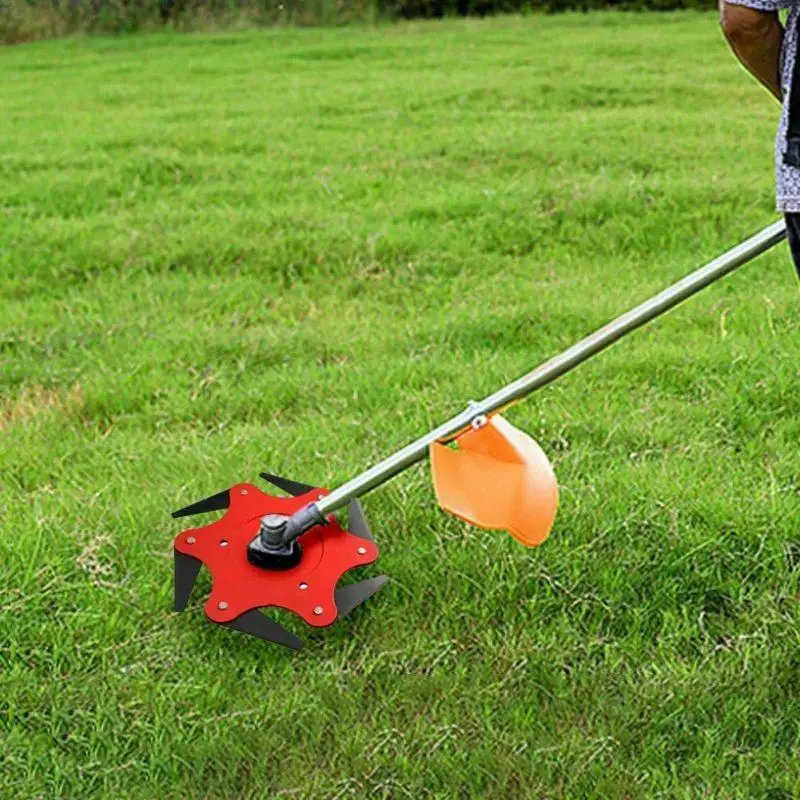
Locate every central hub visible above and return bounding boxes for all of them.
[247,513,303,571]
[260,513,288,542]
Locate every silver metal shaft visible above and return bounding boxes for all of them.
[314,219,786,519]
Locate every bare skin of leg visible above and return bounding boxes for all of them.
[719,1,784,102]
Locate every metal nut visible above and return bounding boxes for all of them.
[471,414,488,430]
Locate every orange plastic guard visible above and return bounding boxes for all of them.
[429,414,558,547]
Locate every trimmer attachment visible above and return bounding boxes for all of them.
[172,220,786,649]
[172,473,387,650]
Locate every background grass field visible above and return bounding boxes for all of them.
[2,13,799,798]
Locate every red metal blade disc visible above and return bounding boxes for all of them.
[173,483,379,628]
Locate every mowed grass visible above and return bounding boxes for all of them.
[2,13,799,798]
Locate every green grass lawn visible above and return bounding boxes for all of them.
[2,13,799,798]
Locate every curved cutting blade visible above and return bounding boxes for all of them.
[174,550,202,611]
[172,489,230,519]
[260,473,316,498]
[222,609,304,650]
[347,498,374,542]
[335,575,388,618]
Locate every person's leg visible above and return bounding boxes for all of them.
[784,214,800,278]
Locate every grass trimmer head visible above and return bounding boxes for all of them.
[173,474,387,649]
[172,221,786,650]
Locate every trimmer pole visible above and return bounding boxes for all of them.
[284,219,786,538]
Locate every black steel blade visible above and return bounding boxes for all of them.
[334,575,389,619]
[347,499,374,542]
[173,550,202,612]
[172,488,230,519]
[259,473,316,498]
[222,609,304,650]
